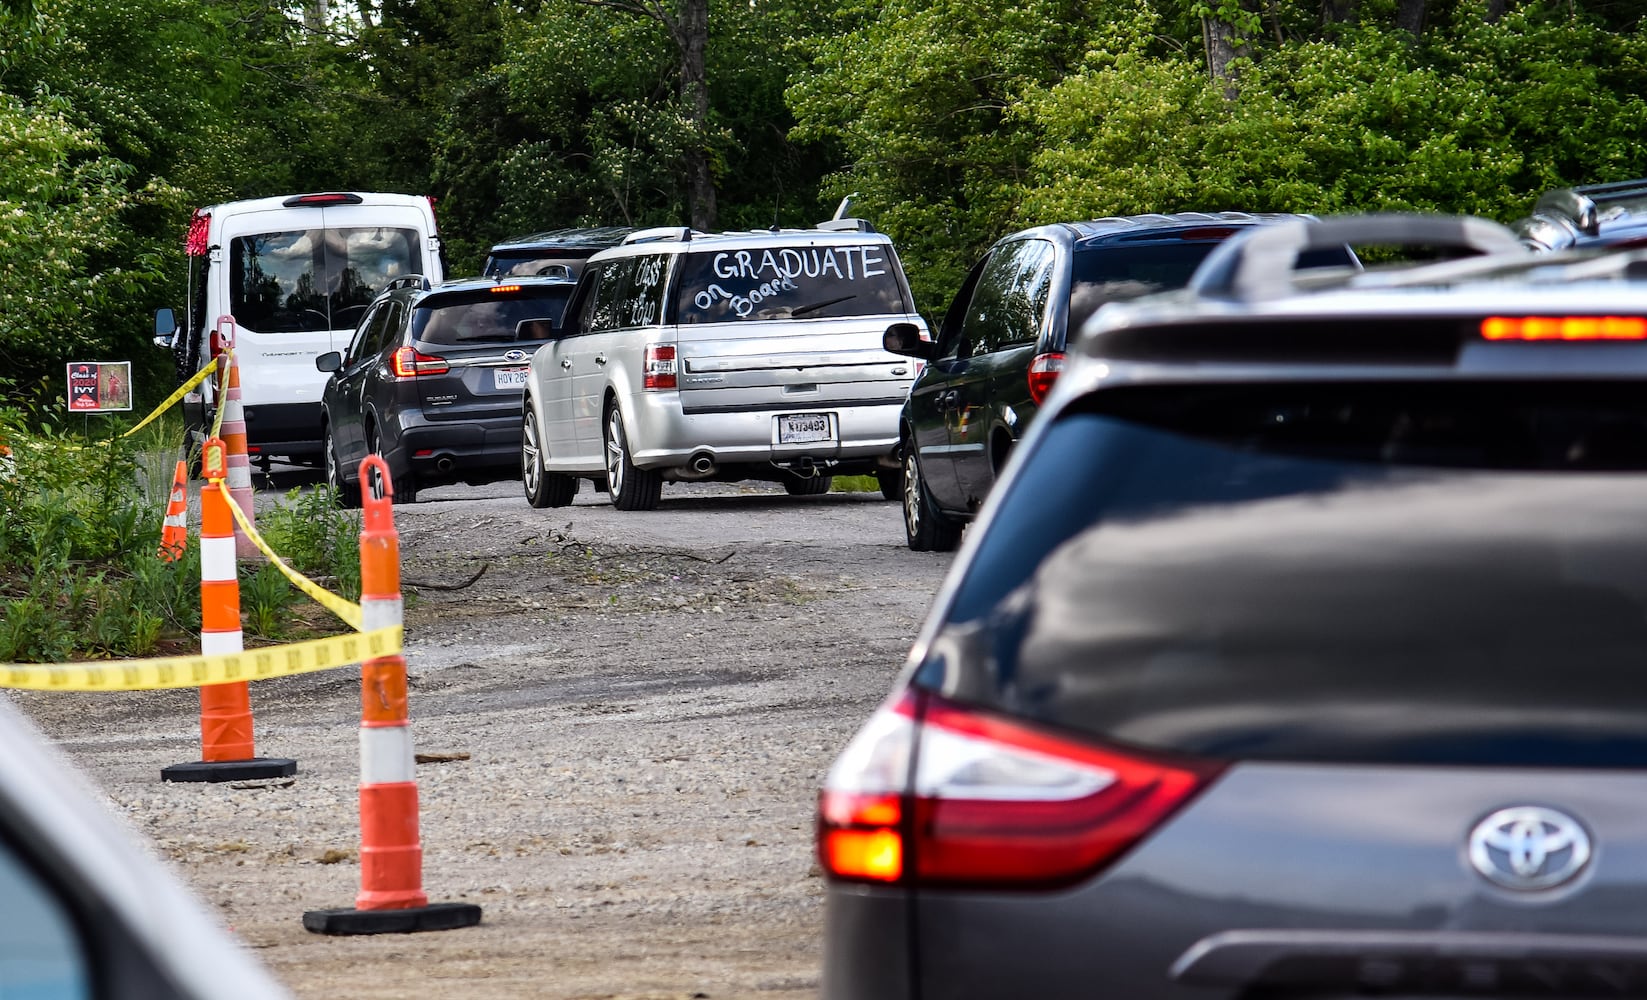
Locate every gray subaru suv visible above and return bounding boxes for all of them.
[820,215,1647,999]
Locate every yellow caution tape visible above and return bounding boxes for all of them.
[121,358,219,439]
[0,626,401,691]
[209,350,232,440]
[212,476,365,631]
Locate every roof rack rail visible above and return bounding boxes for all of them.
[383,274,432,293]
[1191,213,1525,301]
[1533,178,1647,236]
[816,218,876,233]
[623,226,693,245]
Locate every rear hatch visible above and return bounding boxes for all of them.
[671,241,920,416]
[409,282,574,422]
[828,379,1647,1000]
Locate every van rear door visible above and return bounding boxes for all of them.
[215,194,436,453]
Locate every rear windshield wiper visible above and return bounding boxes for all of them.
[790,294,856,317]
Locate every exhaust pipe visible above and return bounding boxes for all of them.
[436,456,455,473]
[690,452,715,476]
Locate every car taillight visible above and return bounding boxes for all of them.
[1027,352,1064,405]
[818,691,1220,890]
[392,346,449,378]
[1481,316,1647,341]
[644,344,677,390]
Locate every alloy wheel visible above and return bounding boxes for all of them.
[605,408,626,497]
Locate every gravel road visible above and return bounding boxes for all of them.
[11,477,955,999]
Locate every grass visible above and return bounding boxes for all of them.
[0,399,363,663]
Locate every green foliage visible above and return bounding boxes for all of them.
[256,486,362,604]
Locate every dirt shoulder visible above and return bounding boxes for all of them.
[12,485,952,999]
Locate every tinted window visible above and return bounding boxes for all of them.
[345,301,398,365]
[412,287,574,346]
[230,228,420,333]
[1066,242,1220,340]
[953,240,1055,358]
[676,244,907,323]
[925,381,1647,767]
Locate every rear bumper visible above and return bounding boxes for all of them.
[240,402,324,458]
[624,392,902,471]
[822,883,914,1000]
[394,414,521,481]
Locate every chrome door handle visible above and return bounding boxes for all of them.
[595,355,608,366]
[561,359,573,369]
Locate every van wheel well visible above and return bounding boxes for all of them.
[991,429,1015,474]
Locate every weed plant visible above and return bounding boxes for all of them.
[0,398,362,662]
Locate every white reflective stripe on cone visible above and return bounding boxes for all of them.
[200,536,236,582]
[360,725,416,785]
[200,630,244,655]
[361,597,404,632]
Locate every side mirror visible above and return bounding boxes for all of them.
[315,352,343,373]
[883,322,933,359]
[153,308,177,349]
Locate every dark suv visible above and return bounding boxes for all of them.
[316,274,576,504]
[481,227,636,279]
[819,215,1647,999]
[1513,178,1647,251]
[884,212,1325,551]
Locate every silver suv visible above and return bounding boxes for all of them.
[521,222,926,510]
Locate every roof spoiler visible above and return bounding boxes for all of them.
[623,226,693,245]
[1191,214,1526,301]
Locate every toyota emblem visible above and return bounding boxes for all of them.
[504,350,528,363]
[1467,806,1592,891]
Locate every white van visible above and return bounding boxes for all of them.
[154,192,444,467]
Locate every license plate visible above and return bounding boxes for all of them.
[493,367,529,389]
[778,413,833,444]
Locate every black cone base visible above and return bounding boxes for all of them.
[302,902,483,936]
[161,758,298,783]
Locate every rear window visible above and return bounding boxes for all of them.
[1067,242,1221,335]
[411,286,573,346]
[230,227,420,333]
[925,381,1647,767]
[675,243,908,323]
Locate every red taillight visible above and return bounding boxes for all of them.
[186,210,211,257]
[1027,352,1065,405]
[392,346,449,378]
[644,344,677,390]
[1481,316,1647,341]
[818,691,1219,890]
[491,284,522,295]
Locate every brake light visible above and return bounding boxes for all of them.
[818,691,1220,889]
[1481,316,1647,341]
[1027,352,1065,405]
[186,210,211,256]
[644,345,677,390]
[282,193,364,208]
[392,346,449,378]
[491,284,522,295]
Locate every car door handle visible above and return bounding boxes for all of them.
[595,355,608,366]
[939,390,959,409]
[561,359,573,369]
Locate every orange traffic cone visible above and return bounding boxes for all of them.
[303,456,481,935]
[158,460,188,562]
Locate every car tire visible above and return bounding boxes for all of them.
[902,442,961,552]
[604,405,661,511]
[783,474,832,496]
[522,410,577,509]
[324,422,361,509]
[875,467,903,502]
[365,424,417,505]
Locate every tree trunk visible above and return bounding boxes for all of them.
[1203,15,1243,101]
[1323,0,1356,24]
[1485,0,1507,21]
[1396,0,1425,35]
[677,0,716,231]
